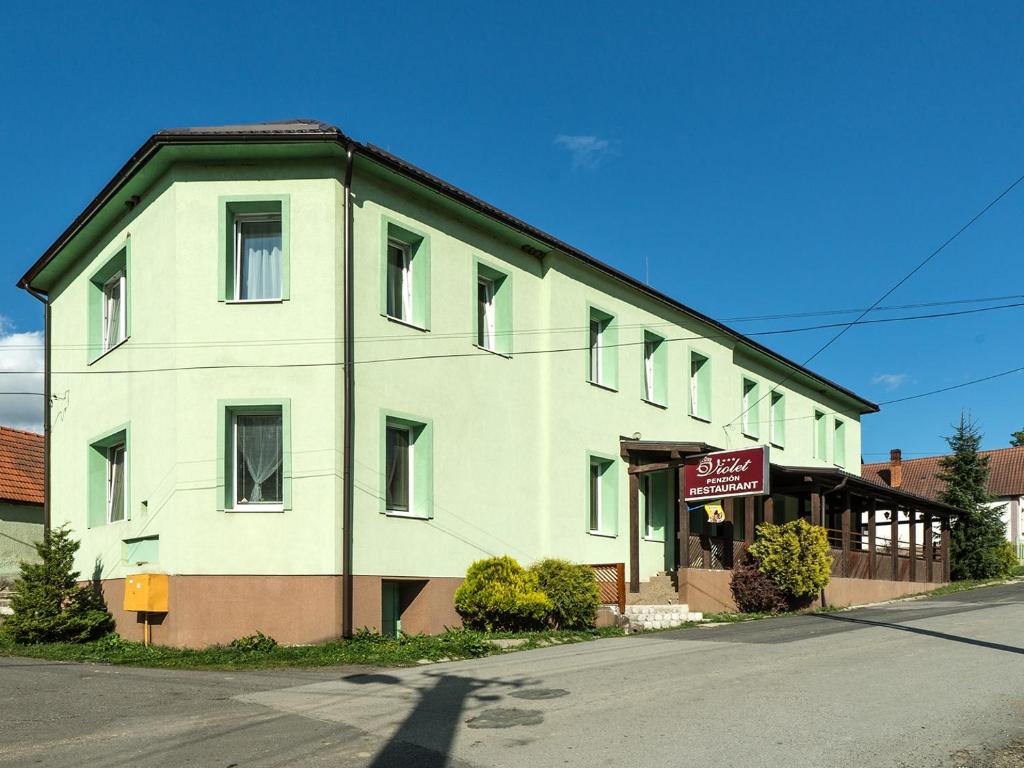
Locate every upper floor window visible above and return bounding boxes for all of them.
[833,418,847,467]
[587,307,617,388]
[741,378,759,438]
[234,214,283,301]
[477,276,495,350]
[102,271,126,352]
[382,413,433,519]
[474,260,512,354]
[814,411,827,461]
[642,331,666,405]
[689,350,711,420]
[387,239,414,322]
[106,443,127,524]
[233,410,283,510]
[87,425,129,528]
[769,391,785,447]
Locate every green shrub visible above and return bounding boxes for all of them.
[3,525,114,644]
[229,632,278,653]
[454,556,552,631]
[528,558,600,629]
[730,546,789,614]
[995,541,1019,579]
[749,519,832,604]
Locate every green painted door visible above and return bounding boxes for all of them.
[382,582,401,637]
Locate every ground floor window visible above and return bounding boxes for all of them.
[381,412,434,519]
[588,455,617,535]
[106,443,126,523]
[233,411,283,509]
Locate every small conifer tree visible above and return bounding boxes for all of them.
[3,525,114,644]
[939,414,1007,580]
[1010,429,1024,447]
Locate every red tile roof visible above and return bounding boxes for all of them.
[0,427,44,505]
[862,446,1024,501]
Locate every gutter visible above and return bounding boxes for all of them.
[341,144,356,638]
[23,286,50,534]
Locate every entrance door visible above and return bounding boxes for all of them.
[382,582,401,637]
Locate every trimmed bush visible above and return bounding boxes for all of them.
[454,556,552,632]
[995,541,1019,579]
[749,519,832,606]
[3,525,114,644]
[730,546,788,614]
[529,558,600,629]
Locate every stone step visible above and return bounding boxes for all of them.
[624,604,703,629]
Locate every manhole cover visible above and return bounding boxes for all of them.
[465,708,544,729]
[508,688,569,700]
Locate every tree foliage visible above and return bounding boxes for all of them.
[3,526,114,644]
[938,414,1008,581]
[1010,430,1024,448]
[730,546,789,614]
[749,519,832,602]
[454,556,552,632]
[528,558,600,629]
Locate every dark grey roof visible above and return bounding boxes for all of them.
[17,118,879,414]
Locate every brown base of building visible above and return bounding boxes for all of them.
[92,574,464,648]
[678,568,947,614]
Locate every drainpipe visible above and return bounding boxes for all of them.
[342,144,356,638]
[24,286,50,533]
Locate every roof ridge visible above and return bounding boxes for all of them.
[863,444,1024,467]
[0,425,43,438]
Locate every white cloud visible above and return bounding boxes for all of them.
[0,329,43,432]
[872,373,908,391]
[554,134,613,168]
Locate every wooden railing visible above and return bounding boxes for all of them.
[591,563,626,614]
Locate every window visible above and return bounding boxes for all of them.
[476,276,495,349]
[380,218,431,328]
[106,443,126,523]
[234,214,283,301]
[102,271,126,352]
[741,378,759,438]
[642,331,667,405]
[87,425,129,528]
[587,307,616,388]
[587,454,618,536]
[88,245,129,361]
[689,351,711,420]
[381,412,433,518]
[386,424,413,514]
[233,411,283,509]
[387,239,413,322]
[814,411,827,461]
[769,391,785,447]
[833,418,847,467]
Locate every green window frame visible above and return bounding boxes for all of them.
[380,216,431,329]
[586,305,618,390]
[86,242,131,363]
[87,423,130,528]
[587,452,619,536]
[474,258,513,355]
[688,349,711,421]
[641,470,670,541]
[814,410,827,461]
[833,418,847,467]
[216,399,292,511]
[218,195,291,302]
[769,391,786,447]
[380,410,434,519]
[642,330,668,406]
[740,377,760,439]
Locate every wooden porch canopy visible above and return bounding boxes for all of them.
[620,439,964,593]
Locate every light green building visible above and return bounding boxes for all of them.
[18,120,880,646]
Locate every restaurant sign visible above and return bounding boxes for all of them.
[683,446,770,501]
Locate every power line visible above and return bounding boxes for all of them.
[877,365,1024,405]
[726,169,1024,429]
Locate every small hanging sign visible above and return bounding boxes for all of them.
[705,503,726,523]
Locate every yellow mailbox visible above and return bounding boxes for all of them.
[123,573,169,613]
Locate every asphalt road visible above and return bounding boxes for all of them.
[2,583,1022,768]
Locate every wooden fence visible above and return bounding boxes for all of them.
[591,563,626,614]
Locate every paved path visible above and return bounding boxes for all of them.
[2,583,1022,767]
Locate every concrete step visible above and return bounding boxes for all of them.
[624,603,703,629]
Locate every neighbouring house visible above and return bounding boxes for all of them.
[0,427,45,581]
[863,447,1024,558]
[16,120,961,646]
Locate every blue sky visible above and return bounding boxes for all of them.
[1,1,1022,457]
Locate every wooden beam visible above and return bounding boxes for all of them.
[744,496,755,545]
[676,467,689,572]
[941,517,951,582]
[868,498,877,580]
[908,508,917,582]
[891,507,900,581]
[924,511,933,583]
[629,470,640,592]
[763,495,775,526]
[810,490,822,527]
[841,489,851,578]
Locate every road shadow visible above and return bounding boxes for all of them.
[809,612,1024,655]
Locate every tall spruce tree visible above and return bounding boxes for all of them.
[3,525,113,644]
[937,414,1007,580]
[1010,430,1024,447]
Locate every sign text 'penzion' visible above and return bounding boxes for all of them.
[683,446,770,501]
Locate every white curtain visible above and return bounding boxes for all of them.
[108,446,125,522]
[240,222,282,300]
[385,427,410,511]
[104,278,122,348]
[238,415,282,503]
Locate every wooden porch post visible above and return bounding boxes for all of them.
[629,469,640,593]
[891,507,900,580]
[924,511,934,583]
[868,498,877,580]
[744,496,755,545]
[677,466,689,572]
[763,495,775,526]
[724,499,737,568]
[840,490,851,577]
[810,490,822,527]
[908,508,917,582]
[941,517,951,582]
